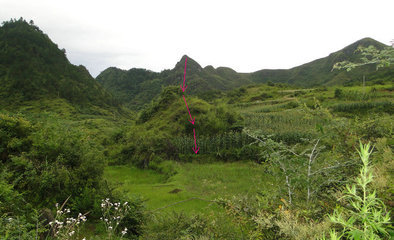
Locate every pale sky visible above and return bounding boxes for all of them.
[1,0,393,77]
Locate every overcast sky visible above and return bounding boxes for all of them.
[1,0,393,77]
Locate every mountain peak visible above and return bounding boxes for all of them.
[175,55,202,72]
[340,37,387,57]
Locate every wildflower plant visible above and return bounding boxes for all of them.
[325,142,391,239]
[48,201,87,240]
[100,198,129,239]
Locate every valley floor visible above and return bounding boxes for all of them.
[104,161,277,214]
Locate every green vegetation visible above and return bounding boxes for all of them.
[104,162,274,212]
[97,39,394,111]
[96,56,252,110]
[0,18,121,113]
[324,142,391,239]
[0,18,392,239]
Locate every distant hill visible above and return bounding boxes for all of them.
[97,55,252,109]
[250,37,394,86]
[96,67,161,109]
[0,18,119,112]
[98,38,393,109]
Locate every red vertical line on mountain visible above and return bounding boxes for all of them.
[180,57,188,92]
[182,95,195,125]
[192,128,199,154]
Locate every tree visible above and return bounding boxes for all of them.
[332,45,394,72]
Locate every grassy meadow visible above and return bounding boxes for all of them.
[104,161,276,214]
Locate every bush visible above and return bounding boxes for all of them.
[0,215,39,240]
[0,113,32,162]
[0,113,105,213]
[334,88,343,98]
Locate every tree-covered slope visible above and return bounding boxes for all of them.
[0,18,118,110]
[96,55,252,109]
[96,67,162,109]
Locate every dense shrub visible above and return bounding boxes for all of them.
[0,112,105,213]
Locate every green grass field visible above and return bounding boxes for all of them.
[104,161,277,215]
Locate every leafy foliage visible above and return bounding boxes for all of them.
[0,113,105,213]
[333,45,394,71]
[325,142,392,240]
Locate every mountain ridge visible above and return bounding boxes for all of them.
[0,18,391,112]
[97,37,393,108]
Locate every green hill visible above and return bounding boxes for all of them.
[97,38,393,110]
[97,55,252,109]
[96,67,162,109]
[250,37,394,86]
[0,18,119,113]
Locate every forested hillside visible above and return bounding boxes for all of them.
[97,55,252,109]
[0,18,120,114]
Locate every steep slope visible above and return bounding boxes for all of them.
[250,37,394,86]
[0,18,118,111]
